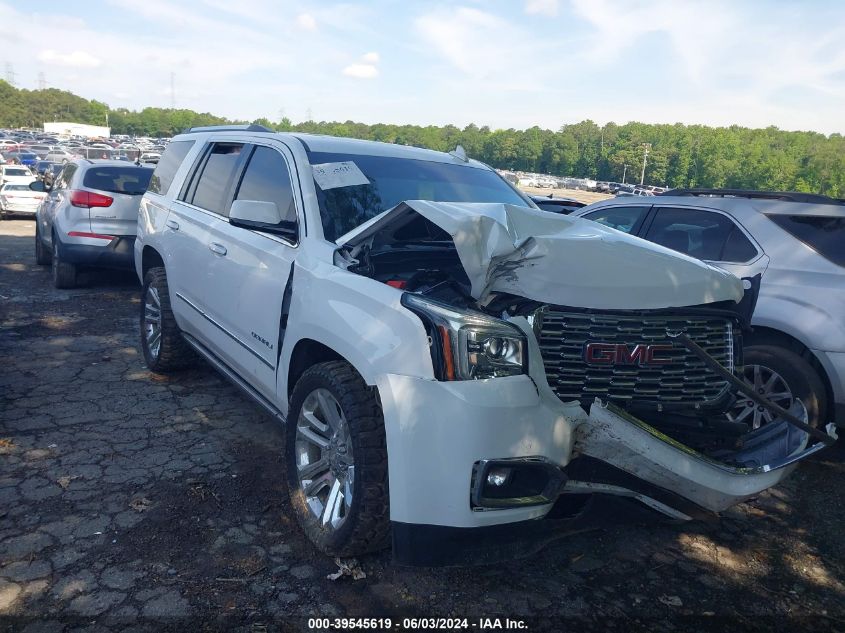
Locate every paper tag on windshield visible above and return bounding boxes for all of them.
[311,161,370,190]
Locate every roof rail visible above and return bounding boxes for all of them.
[181,124,274,134]
[662,188,844,205]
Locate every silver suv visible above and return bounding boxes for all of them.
[571,189,845,431]
[31,159,153,288]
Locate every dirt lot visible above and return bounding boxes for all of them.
[1,218,844,632]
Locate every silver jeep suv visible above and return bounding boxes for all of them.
[572,189,845,431]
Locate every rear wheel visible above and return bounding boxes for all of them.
[140,267,193,373]
[286,361,390,557]
[35,224,50,265]
[51,236,76,288]
[729,345,827,429]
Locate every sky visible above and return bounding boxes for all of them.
[1,0,844,134]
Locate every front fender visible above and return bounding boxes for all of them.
[280,257,434,390]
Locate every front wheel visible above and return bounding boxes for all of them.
[140,267,193,373]
[286,361,390,557]
[35,224,51,265]
[729,345,828,429]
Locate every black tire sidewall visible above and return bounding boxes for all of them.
[285,365,373,555]
[743,345,827,428]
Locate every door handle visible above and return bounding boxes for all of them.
[166,219,180,231]
[208,242,227,256]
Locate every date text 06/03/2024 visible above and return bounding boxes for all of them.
[307,617,529,630]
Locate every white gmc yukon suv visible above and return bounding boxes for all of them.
[135,125,835,565]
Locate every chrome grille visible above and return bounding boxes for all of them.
[537,310,734,406]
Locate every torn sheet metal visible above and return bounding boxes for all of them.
[337,201,744,309]
[574,400,813,512]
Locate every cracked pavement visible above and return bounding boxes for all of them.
[1,218,844,632]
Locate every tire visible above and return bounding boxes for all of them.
[140,267,193,373]
[51,236,77,288]
[35,224,50,265]
[286,360,389,557]
[730,345,828,429]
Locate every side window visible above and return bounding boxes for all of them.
[148,140,194,195]
[55,164,76,190]
[644,207,757,263]
[234,146,297,223]
[189,143,245,216]
[583,206,649,233]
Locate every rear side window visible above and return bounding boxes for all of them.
[188,143,245,216]
[234,146,296,223]
[83,167,153,195]
[583,206,649,233]
[644,207,757,263]
[148,140,194,195]
[767,214,845,267]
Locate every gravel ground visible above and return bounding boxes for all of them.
[1,218,844,632]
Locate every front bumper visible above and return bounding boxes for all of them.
[813,349,845,427]
[378,372,833,565]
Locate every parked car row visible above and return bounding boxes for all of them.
[14,124,839,566]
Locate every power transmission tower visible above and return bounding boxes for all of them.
[170,72,176,108]
[38,72,46,90]
[5,63,17,86]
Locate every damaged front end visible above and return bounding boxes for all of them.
[336,200,837,555]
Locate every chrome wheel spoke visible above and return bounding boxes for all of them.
[296,387,355,532]
[297,456,330,481]
[322,477,343,527]
[304,471,334,497]
[316,390,343,431]
[298,426,330,449]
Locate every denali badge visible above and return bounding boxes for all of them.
[583,342,674,366]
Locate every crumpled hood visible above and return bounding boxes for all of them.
[338,200,744,310]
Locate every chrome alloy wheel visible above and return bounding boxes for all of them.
[143,286,163,360]
[295,388,355,530]
[728,364,795,429]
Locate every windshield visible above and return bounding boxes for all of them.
[3,184,31,191]
[308,151,530,241]
[83,166,153,195]
[4,168,30,176]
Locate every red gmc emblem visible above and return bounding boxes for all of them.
[583,342,674,366]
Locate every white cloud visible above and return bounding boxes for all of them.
[524,0,559,16]
[361,51,380,64]
[37,49,102,68]
[296,13,317,31]
[343,63,378,79]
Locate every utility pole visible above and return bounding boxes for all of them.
[640,143,651,185]
[170,72,176,109]
[622,163,629,184]
[37,72,46,90]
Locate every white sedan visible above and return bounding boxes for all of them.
[0,182,46,219]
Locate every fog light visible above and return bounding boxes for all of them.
[486,467,512,487]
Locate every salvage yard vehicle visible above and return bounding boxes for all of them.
[0,182,46,219]
[134,125,836,565]
[31,159,153,289]
[572,189,845,433]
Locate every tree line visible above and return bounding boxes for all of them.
[2,80,843,195]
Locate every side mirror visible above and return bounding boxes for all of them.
[29,180,46,192]
[229,199,297,238]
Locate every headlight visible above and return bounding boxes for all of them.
[401,293,527,381]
